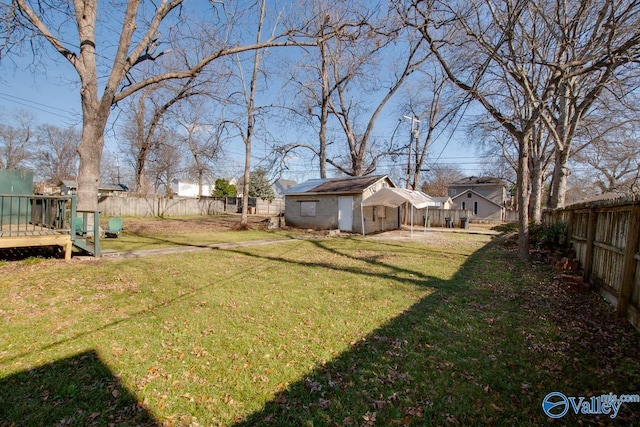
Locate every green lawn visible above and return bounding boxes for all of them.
[1,232,638,426]
[98,215,298,253]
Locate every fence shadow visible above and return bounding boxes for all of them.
[0,350,158,426]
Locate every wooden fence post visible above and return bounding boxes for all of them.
[617,203,640,318]
[583,208,597,283]
[565,209,574,248]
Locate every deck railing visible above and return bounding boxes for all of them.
[0,194,71,235]
[0,194,101,257]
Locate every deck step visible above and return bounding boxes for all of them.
[73,237,99,256]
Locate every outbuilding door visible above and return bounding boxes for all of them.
[338,196,353,231]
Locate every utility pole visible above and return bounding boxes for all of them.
[403,115,420,189]
[115,156,121,185]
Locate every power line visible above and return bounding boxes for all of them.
[0,92,78,120]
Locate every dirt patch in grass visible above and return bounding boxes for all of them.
[365,228,496,249]
[118,215,351,241]
[119,214,273,235]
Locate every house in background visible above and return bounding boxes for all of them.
[284,175,396,234]
[433,196,454,209]
[59,180,129,197]
[170,178,213,198]
[274,178,297,199]
[446,176,508,220]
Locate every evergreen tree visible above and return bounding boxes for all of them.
[213,178,237,197]
[249,167,275,201]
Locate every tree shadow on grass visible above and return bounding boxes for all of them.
[233,237,640,426]
[231,241,510,426]
[0,350,158,426]
[222,236,463,293]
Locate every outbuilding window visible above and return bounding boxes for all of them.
[300,201,317,217]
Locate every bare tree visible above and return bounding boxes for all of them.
[471,115,554,222]
[120,75,209,193]
[325,23,430,176]
[281,0,379,178]
[399,0,640,258]
[400,66,467,190]
[34,123,80,181]
[175,104,224,197]
[213,0,272,227]
[147,131,183,197]
[0,109,35,170]
[3,0,315,211]
[420,163,464,197]
[280,1,429,178]
[400,0,553,259]
[572,98,640,195]
[532,1,640,208]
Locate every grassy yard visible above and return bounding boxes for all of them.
[98,215,298,253]
[1,228,639,426]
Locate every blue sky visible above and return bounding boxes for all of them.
[0,7,491,187]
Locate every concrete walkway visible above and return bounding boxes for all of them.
[92,238,298,260]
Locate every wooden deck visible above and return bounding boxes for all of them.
[1,194,75,260]
[0,225,72,260]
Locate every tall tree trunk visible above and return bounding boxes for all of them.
[318,34,329,179]
[529,159,544,224]
[549,147,570,209]
[517,133,531,260]
[241,128,252,225]
[517,134,529,260]
[135,153,148,193]
[77,94,108,211]
[240,0,266,226]
[76,135,103,211]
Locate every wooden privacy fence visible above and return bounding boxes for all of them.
[98,195,284,217]
[543,197,640,331]
[414,208,474,228]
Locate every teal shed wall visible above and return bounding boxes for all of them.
[0,170,34,224]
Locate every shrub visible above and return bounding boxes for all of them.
[530,222,567,249]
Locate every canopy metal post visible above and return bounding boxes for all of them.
[360,187,441,237]
[410,205,414,239]
[424,206,428,234]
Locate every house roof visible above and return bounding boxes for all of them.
[285,175,393,195]
[274,178,297,197]
[275,178,297,190]
[451,189,504,207]
[361,187,441,209]
[433,196,453,204]
[59,180,128,192]
[447,176,506,187]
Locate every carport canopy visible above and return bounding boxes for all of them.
[360,187,441,235]
[361,187,439,209]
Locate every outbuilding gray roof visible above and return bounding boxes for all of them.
[285,175,391,195]
[447,176,506,186]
